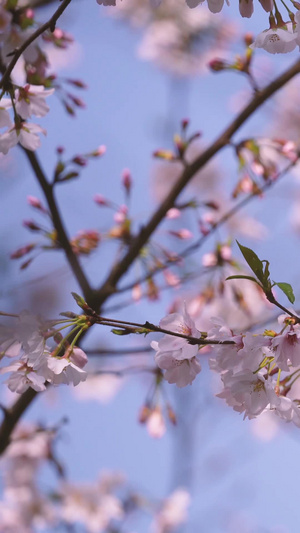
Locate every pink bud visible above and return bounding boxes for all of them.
[209,59,226,72]
[66,78,88,89]
[69,347,88,369]
[132,284,142,301]
[10,244,35,259]
[202,252,217,267]
[181,118,189,130]
[146,408,166,439]
[90,145,106,157]
[122,168,132,193]
[53,28,63,39]
[68,94,85,108]
[163,269,180,287]
[114,205,128,224]
[27,195,44,210]
[166,208,181,219]
[169,229,193,240]
[22,220,40,231]
[25,8,34,19]
[220,245,232,261]
[94,194,108,206]
[73,155,87,167]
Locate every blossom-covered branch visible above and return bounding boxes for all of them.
[0,0,72,91]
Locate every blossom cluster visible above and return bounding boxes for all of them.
[0,311,88,394]
[151,307,202,387]
[152,309,300,427]
[0,423,190,532]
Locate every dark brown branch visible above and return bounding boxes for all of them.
[95,59,300,305]
[0,0,72,91]
[85,346,153,356]
[0,388,38,455]
[23,149,93,302]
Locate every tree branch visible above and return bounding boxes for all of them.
[0,388,38,455]
[94,59,300,305]
[23,149,94,302]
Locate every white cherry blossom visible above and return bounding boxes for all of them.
[46,351,87,386]
[1,361,47,394]
[250,24,297,54]
[0,122,46,154]
[15,85,55,120]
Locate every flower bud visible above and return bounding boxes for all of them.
[69,347,88,369]
[22,220,41,231]
[122,168,132,193]
[209,59,226,72]
[244,32,254,47]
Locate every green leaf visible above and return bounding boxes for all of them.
[226,275,261,285]
[274,282,295,304]
[236,241,264,283]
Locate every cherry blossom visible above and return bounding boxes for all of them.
[151,488,190,533]
[153,307,201,361]
[14,85,55,120]
[217,369,280,419]
[271,325,300,371]
[1,360,47,394]
[250,24,297,54]
[46,352,87,386]
[60,479,124,532]
[154,349,201,387]
[0,122,46,154]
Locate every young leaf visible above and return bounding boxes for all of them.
[71,292,87,309]
[274,282,295,304]
[236,241,264,283]
[111,328,131,336]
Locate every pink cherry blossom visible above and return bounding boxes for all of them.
[217,369,280,419]
[271,325,300,371]
[154,307,201,361]
[153,345,201,387]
